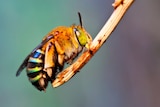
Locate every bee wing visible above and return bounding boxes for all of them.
[16,35,54,76]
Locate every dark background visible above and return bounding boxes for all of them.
[1,0,160,107]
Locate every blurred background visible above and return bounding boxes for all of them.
[1,0,160,107]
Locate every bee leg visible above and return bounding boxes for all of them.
[44,67,53,78]
[66,59,73,65]
[55,41,65,55]
[58,54,64,66]
[44,41,57,79]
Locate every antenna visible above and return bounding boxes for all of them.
[78,12,83,27]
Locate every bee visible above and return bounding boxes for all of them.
[16,12,92,91]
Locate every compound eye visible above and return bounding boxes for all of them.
[74,28,80,37]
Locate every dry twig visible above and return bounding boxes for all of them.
[53,0,134,87]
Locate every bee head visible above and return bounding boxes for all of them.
[73,12,92,49]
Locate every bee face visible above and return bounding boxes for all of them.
[73,25,92,47]
[16,13,92,91]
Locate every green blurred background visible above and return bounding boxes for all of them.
[1,0,160,107]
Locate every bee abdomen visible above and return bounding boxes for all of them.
[26,49,48,91]
[27,49,44,74]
